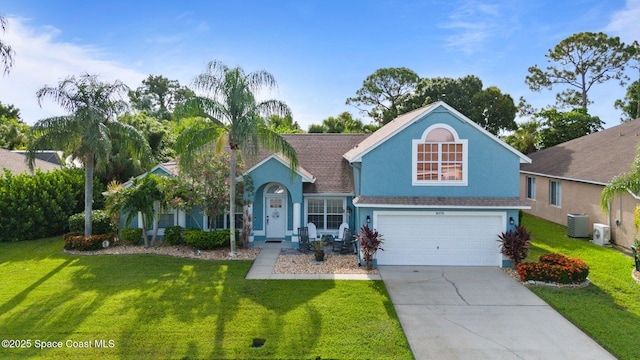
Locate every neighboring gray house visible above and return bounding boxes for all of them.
[0,149,61,175]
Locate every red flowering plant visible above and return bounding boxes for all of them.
[517,252,589,284]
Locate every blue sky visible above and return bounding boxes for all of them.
[1,0,639,129]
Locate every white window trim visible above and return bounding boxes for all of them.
[303,197,347,235]
[550,180,561,207]
[412,123,468,186]
[526,176,536,200]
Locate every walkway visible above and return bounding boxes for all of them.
[245,248,381,280]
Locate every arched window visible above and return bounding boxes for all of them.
[266,184,285,194]
[412,125,467,185]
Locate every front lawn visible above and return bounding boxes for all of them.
[522,214,640,360]
[0,238,413,359]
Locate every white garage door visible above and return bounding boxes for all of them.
[374,212,504,266]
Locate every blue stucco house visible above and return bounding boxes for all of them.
[131,102,531,267]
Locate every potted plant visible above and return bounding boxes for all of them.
[311,239,326,261]
[357,225,383,270]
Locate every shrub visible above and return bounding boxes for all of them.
[63,232,113,251]
[164,226,183,245]
[120,228,143,245]
[357,225,384,270]
[0,168,104,242]
[497,225,531,266]
[517,252,589,284]
[68,210,115,235]
[183,228,240,250]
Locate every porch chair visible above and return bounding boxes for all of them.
[307,222,318,241]
[298,227,312,253]
[331,223,349,252]
[333,226,354,254]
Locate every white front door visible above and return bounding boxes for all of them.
[266,196,286,238]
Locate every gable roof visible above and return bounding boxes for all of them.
[243,153,315,183]
[0,149,62,175]
[520,118,640,185]
[343,101,531,164]
[244,133,370,194]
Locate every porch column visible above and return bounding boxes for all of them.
[293,202,301,243]
[245,203,254,244]
[178,210,186,227]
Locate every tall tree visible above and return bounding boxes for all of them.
[536,107,603,149]
[346,67,419,126]
[0,102,28,149]
[404,75,516,134]
[615,41,640,122]
[28,74,152,237]
[175,60,298,254]
[525,32,634,109]
[0,15,15,74]
[469,86,517,135]
[403,75,483,116]
[308,112,370,133]
[266,114,303,133]
[129,75,194,120]
[615,79,640,121]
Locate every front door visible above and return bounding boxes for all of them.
[266,196,286,238]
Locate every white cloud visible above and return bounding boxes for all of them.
[0,17,146,124]
[605,0,640,43]
[440,1,508,54]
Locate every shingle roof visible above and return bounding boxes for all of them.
[343,104,436,162]
[353,196,530,209]
[0,149,61,175]
[244,133,370,194]
[520,118,640,184]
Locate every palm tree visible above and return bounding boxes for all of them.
[601,149,640,232]
[28,73,152,237]
[117,174,166,248]
[0,15,15,74]
[175,60,298,254]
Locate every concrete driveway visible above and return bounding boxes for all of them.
[379,266,615,360]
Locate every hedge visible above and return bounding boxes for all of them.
[183,229,240,250]
[120,228,143,245]
[164,225,183,245]
[68,210,115,235]
[0,168,105,242]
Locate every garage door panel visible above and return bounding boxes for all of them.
[375,213,503,266]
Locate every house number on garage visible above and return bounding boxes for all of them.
[436,211,445,215]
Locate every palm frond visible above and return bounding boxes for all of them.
[601,146,640,212]
[107,121,154,169]
[246,69,278,94]
[174,123,226,168]
[257,99,292,119]
[256,126,299,170]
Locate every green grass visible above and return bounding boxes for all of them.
[0,238,413,359]
[522,214,640,360]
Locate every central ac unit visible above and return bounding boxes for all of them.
[592,223,610,246]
